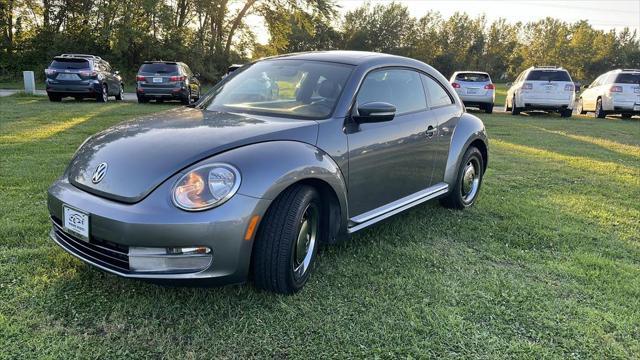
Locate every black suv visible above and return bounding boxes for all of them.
[135,61,200,104]
[45,54,123,102]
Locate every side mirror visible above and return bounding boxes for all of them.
[582,84,589,89]
[354,102,396,123]
[506,82,512,87]
[194,73,200,78]
[114,70,120,75]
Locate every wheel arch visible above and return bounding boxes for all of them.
[443,113,488,187]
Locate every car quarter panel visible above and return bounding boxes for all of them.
[443,113,488,186]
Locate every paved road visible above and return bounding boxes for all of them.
[0,88,138,101]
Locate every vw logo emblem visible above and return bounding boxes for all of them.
[92,162,108,184]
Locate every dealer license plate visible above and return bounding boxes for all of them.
[63,205,89,241]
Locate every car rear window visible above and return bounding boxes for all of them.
[455,73,490,82]
[615,73,640,84]
[139,63,180,74]
[526,70,571,82]
[50,59,90,70]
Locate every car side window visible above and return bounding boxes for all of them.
[421,74,453,108]
[591,75,603,88]
[356,69,427,115]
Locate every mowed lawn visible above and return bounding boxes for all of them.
[1,95,639,359]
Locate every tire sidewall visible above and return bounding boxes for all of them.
[287,189,321,291]
[455,147,484,208]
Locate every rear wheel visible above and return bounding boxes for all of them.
[485,103,493,114]
[74,96,83,101]
[48,94,62,102]
[621,114,632,119]
[181,90,192,105]
[511,96,521,115]
[137,96,148,104]
[595,98,606,118]
[560,108,572,118]
[252,184,322,294]
[97,84,108,103]
[440,146,484,210]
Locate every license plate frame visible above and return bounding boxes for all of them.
[466,88,478,95]
[634,105,640,111]
[152,77,163,83]
[57,73,81,81]
[63,205,90,241]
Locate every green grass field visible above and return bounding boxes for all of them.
[1,95,638,358]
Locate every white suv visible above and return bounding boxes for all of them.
[505,66,575,117]
[577,69,640,119]
[449,71,495,113]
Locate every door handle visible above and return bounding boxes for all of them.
[426,126,436,138]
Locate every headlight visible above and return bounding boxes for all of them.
[172,163,241,211]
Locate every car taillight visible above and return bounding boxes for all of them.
[564,84,574,91]
[136,75,146,81]
[169,76,185,81]
[45,69,57,76]
[484,83,495,90]
[79,70,97,78]
[451,82,460,88]
[609,86,623,93]
[522,83,533,90]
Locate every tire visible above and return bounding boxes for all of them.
[97,84,108,103]
[252,184,322,294]
[485,103,493,114]
[440,146,484,210]
[510,96,521,115]
[115,84,124,101]
[504,98,511,112]
[560,108,572,118]
[181,90,192,105]
[621,114,632,119]
[595,98,605,118]
[577,98,586,114]
[48,94,62,102]
[74,96,83,101]
[137,96,148,104]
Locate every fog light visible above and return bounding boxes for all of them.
[129,246,212,274]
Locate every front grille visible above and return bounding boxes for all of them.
[51,216,130,273]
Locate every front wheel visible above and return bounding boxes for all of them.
[511,96,521,115]
[252,184,322,294]
[115,84,124,101]
[560,108,572,118]
[48,94,62,102]
[440,146,484,210]
[595,98,606,118]
[577,98,586,114]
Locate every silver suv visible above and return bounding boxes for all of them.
[505,66,575,117]
[577,69,640,118]
[449,71,495,113]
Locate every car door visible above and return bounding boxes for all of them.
[184,64,199,95]
[101,61,117,94]
[421,74,460,183]
[584,75,602,110]
[346,68,438,217]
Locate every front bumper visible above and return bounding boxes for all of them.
[47,175,271,284]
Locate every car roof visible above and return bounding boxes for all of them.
[453,71,490,75]
[264,50,406,66]
[528,66,568,71]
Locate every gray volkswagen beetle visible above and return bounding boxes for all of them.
[47,51,488,294]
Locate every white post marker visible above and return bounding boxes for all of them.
[23,71,35,94]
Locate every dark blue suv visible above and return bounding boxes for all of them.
[45,54,123,102]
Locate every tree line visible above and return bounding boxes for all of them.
[1,1,638,84]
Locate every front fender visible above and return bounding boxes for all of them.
[208,140,349,235]
[444,113,488,186]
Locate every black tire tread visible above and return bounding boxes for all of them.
[252,184,317,294]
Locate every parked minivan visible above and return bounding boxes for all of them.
[135,61,200,104]
[45,54,123,102]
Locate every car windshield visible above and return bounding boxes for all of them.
[204,60,353,120]
[615,73,640,84]
[50,59,90,70]
[139,63,180,74]
[455,73,490,82]
[526,70,571,82]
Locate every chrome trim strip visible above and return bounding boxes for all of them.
[348,183,449,233]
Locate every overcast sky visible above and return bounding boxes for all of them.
[251,0,640,44]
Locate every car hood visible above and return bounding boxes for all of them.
[67,107,319,203]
